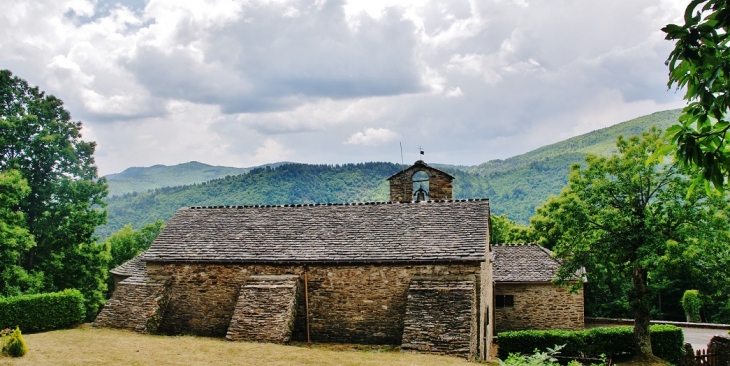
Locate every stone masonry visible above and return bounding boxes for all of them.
[226,275,299,343]
[146,262,484,347]
[401,277,478,359]
[387,160,454,202]
[494,283,584,332]
[94,276,170,333]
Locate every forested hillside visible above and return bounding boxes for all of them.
[105,161,289,196]
[468,109,680,222]
[100,109,681,236]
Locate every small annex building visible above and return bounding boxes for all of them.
[95,160,584,360]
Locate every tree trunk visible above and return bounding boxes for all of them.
[632,267,653,358]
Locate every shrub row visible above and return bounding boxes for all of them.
[497,325,684,364]
[0,289,85,333]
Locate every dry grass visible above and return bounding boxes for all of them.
[0,325,471,366]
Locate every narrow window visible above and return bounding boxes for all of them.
[495,295,514,308]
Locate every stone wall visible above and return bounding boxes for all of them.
[93,276,170,333]
[401,277,477,359]
[146,262,483,347]
[226,275,299,343]
[494,283,584,333]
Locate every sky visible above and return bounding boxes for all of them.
[1,0,689,175]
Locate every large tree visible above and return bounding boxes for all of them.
[531,128,730,359]
[663,0,730,188]
[0,70,109,317]
[0,170,41,296]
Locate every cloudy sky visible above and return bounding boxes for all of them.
[2,0,688,175]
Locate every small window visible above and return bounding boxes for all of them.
[495,295,514,308]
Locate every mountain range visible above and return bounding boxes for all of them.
[99,109,681,237]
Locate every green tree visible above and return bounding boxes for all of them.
[490,214,531,244]
[0,170,41,296]
[0,70,109,318]
[104,220,165,296]
[663,0,730,188]
[531,128,730,359]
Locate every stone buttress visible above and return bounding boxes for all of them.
[94,275,171,333]
[401,276,478,359]
[226,275,299,343]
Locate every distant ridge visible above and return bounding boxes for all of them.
[105,161,290,197]
[99,109,681,237]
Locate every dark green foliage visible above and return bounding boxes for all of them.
[0,289,85,333]
[0,170,41,296]
[497,325,683,364]
[664,0,730,188]
[2,327,27,357]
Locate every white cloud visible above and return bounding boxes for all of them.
[0,0,689,175]
[246,139,294,165]
[445,87,463,97]
[345,128,400,146]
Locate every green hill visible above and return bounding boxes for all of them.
[468,109,680,223]
[105,161,289,197]
[98,109,681,237]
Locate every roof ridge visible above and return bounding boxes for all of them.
[187,198,490,209]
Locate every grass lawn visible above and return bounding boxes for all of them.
[0,325,472,365]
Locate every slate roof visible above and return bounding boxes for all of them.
[492,244,564,283]
[109,251,147,277]
[143,199,489,264]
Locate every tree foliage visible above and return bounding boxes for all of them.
[0,70,109,318]
[0,170,40,296]
[490,214,531,244]
[681,289,702,322]
[104,221,164,296]
[663,0,730,187]
[531,128,730,358]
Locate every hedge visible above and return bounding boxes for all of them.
[497,324,684,364]
[0,289,85,333]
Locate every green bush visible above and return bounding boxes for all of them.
[497,325,684,364]
[681,290,702,322]
[2,327,27,357]
[0,289,85,333]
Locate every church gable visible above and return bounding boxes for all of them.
[387,160,454,202]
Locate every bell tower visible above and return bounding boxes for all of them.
[387,160,454,202]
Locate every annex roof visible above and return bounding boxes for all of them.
[492,244,565,283]
[109,251,147,277]
[143,199,489,264]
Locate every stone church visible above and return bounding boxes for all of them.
[95,160,584,360]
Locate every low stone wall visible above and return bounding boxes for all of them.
[147,262,483,345]
[494,283,583,333]
[226,275,299,343]
[401,277,477,359]
[93,276,170,333]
